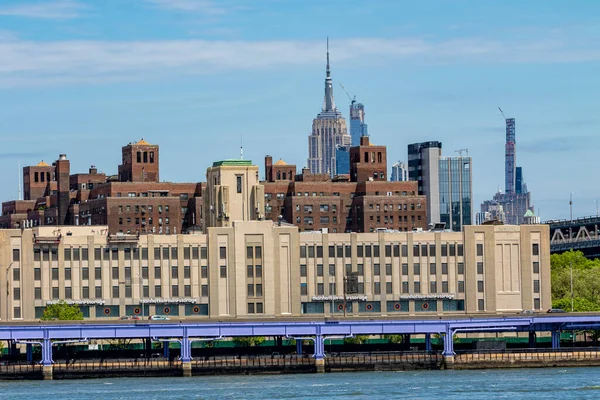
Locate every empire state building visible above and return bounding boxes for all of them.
[307,41,351,176]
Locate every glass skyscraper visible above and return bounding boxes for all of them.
[439,157,472,231]
[349,101,368,146]
[335,144,350,175]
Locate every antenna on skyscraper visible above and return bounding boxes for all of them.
[240,134,244,160]
[17,161,21,200]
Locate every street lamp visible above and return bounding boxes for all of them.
[569,192,575,313]
[5,261,16,321]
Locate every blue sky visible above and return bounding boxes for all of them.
[0,0,599,220]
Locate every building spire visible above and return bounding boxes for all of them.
[323,37,336,112]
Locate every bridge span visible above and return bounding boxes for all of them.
[2,315,600,378]
[547,216,600,258]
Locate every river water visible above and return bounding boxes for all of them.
[1,368,600,399]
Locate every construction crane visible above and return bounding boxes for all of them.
[498,106,507,120]
[339,83,356,105]
[455,149,469,157]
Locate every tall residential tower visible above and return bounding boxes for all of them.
[308,40,351,176]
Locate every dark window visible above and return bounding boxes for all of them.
[154,266,161,279]
[154,285,162,297]
[457,263,464,274]
[345,245,351,258]
[413,245,420,257]
[64,248,71,261]
[171,266,178,279]
[458,281,465,293]
[112,267,119,279]
[357,245,363,257]
[441,244,448,257]
[201,247,207,259]
[142,266,149,279]
[429,245,436,257]
[373,264,380,276]
[52,268,59,280]
[477,262,484,274]
[421,245,428,257]
[442,281,449,293]
[171,285,179,297]
[373,246,380,257]
[35,287,42,300]
[201,265,208,279]
[12,249,20,262]
[220,265,227,278]
[442,263,448,274]
[430,281,437,293]
[72,248,80,261]
[247,303,255,314]
[385,245,392,257]
[34,268,41,281]
[402,264,408,275]
[184,285,191,297]
[329,264,335,276]
[476,244,483,256]
[402,245,408,257]
[414,282,421,293]
[533,262,540,274]
[95,286,102,298]
[171,248,178,259]
[13,268,20,281]
[34,249,41,262]
[457,244,464,256]
[414,263,420,275]
[329,246,335,258]
[236,176,242,193]
[429,263,436,275]
[219,247,227,259]
[162,248,169,259]
[300,246,306,258]
[82,286,89,299]
[82,248,88,261]
[184,265,190,279]
[308,246,315,258]
[449,244,456,257]
[385,264,392,276]
[317,264,323,276]
[201,285,208,297]
[386,282,393,293]
[477,281,484,292]
[256,265,262,278]
[402,281,409,293]
[64,268,71,280]
[393,245,400,257]
[247,265,253,278]
[256,302,264,314]
[478,299,485,311]
[532,244,539,256]
[300,265,307,277]
[374,282,381,295]
[191,247,199,260]
[247,246,253,259]
[533,280,540,293]
[95,267,101,280]
[365,245,372,258]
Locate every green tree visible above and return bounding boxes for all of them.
[383,334,404,344]
[551,251,600,311]
[232,336,266,347]
[344,335,369,345]
[40,301,84,321]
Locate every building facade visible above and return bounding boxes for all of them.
[264,138,427,234]
[334,144,350,175]
[0,140,204,235]
[390,161,408,182]
[307,42,351,176]
[408,141,442,225]
[439,156,473,232]
[0,219,551,322]
[349,101,368,146]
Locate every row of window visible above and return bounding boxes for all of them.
[300,280,466,296]
[118,204,177,214]
[33,264,204,281]
[300,262,465,278]
[300,243,466,259]
[33,284,207,301]
[35,246,210,262]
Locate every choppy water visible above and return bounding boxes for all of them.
[1,368,600,399]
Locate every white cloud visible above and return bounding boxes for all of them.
[143,0,234,15]
[0,0,85,19]
[0,35,598,87]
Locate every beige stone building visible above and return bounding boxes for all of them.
[0,160,551,321]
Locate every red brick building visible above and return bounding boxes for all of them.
[0,140,203,235]
[263,137,427,233]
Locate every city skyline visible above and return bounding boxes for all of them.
[0,1,599,220]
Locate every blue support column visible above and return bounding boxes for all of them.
[442,328,455,356]
[425,334,432,352]
[296,339,303,355]
[163,342,170,359]
[26,343,33,362]
[528,331,537,348]
[552,329,561,349]
[313,335,325,373]
[41,338,53,366]
[180,331,192,377]
[41,337,53,380]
